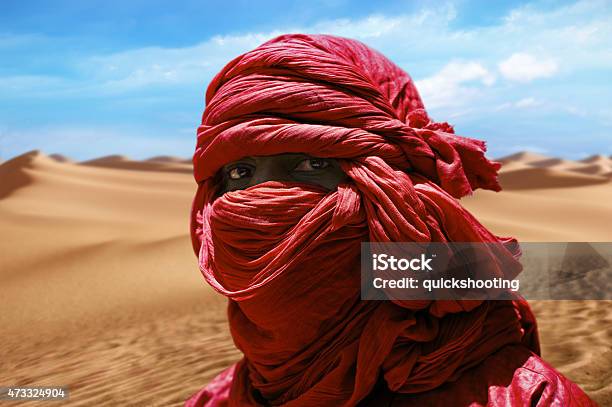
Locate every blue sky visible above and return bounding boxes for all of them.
[1,0,610,161]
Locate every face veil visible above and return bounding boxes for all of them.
[188,34,539,406]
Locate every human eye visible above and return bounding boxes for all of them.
[225,163,253,180]
[294,158,330,172]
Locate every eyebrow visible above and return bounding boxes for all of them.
[222,157,255,170]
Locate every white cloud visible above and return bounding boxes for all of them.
[494,97,544,111]
[415,61,495,109]
[59,4,463,95]
[311,4,457,39]
[81,36,275,92]
[565,105,588,117]
[498,53,558,82]
[515,97,543,108]
[11,1,606,107]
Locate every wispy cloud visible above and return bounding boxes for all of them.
[498,53,558,82]
[496,97,544,110]
[514,97,543,108]
[80,32,285,93]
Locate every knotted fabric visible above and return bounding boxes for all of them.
[187,34,594,406]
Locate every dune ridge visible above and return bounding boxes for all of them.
[80,153,193,174]
[497,151,612,189]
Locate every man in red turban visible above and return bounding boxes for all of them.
[187,34,595,406]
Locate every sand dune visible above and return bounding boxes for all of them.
[569,155,612,177]
[496,151,552,165]
[573,164,612,176]
[81,154,192,174]
[49,153,73,163]
[581,154,610,164]
[1,150,611,406]
[1,151,218,405]
[527,157,583,169]
[0,150,40,199]
[145,155,191,163]
[496,151,612,190]
[498,160,532,172]
[497,167,609,189]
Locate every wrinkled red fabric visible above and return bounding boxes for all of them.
[187,34,596,406]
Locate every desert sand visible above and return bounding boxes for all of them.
[0,150,611,406]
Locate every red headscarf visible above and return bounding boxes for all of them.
[187,34,592,406]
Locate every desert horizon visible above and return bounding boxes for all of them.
[1,149,611,405]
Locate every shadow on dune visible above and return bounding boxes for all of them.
[498,167,610,190]
[0,151,38,200]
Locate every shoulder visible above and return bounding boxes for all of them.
[382,344,596,407]
[184,364,236,407]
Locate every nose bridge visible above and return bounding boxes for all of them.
[248,157,291,187]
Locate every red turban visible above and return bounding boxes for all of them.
[187,34,595,406]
